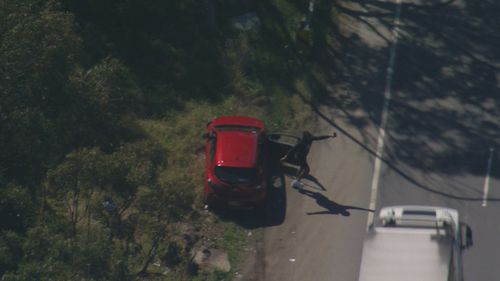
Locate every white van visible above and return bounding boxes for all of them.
[358,205,472,281]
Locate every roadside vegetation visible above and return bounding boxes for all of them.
[0,0,338,280]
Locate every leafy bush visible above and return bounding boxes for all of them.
[0,183,34,232]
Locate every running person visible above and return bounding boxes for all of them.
[281,131,336,188]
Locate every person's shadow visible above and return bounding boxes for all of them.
[297,189,374,216]
[303,174,327,191]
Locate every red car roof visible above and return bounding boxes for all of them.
[215,129,260,168]
[211,116,265,130]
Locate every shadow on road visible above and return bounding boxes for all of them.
[297,188,374,216]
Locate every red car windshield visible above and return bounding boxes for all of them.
[215,166,258,184]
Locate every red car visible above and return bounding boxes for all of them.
[203,116,269,209]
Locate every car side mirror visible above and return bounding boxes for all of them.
[202,132,216,139]
[460,223,473,249]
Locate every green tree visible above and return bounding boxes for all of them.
[102,140,166,208]
[72,238,112,280]
[64,57,143,149]
[135,181,194,275]
[0,231,23,276]
[0,182,34,232]
[47,148,105,237]
[0,1,82,183]
[2,225,75,281]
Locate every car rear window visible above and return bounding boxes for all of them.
[215,167,258,184]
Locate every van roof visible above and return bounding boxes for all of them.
[358,227,452,281]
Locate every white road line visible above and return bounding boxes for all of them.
[367,0,403,229]
[482,147,495,207]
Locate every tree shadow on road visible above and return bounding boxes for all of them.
[297,189,373,216]
[286,0,500,202]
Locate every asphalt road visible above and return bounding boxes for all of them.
[375,0,500,280]
[237,0,500,280]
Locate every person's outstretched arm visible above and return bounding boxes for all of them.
[311,132,337,141]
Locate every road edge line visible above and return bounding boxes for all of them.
[482,147,495,207]
[367,0,403,230]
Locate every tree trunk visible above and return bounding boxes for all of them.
[67,178,82,237]
[85,187,94,239]
[137,228,166,276]
[41,181,48,224]
[206,0,216,33]
[72,190,80,236]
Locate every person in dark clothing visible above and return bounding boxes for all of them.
[281,131,336,187]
